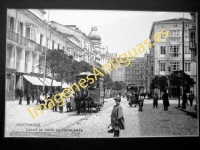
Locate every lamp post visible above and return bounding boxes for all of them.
[177,71,181,107]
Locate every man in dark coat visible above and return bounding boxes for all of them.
[36,87,41,105]
[46,89,52,108]
[18,87,24,105]
[27,88,31,105]
[182,91,187,109]
[162,90,169,111]
[31,88,36,103]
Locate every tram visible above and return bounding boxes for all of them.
[74,72,105,112]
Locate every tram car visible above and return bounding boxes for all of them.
[74,72,105,112]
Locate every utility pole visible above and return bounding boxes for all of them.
[182,15,185,109]
[43,10,50,92]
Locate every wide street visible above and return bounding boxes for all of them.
[5,97,198,137]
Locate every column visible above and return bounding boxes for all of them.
[20,48,25,72]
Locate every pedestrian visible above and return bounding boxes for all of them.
[65,92,71,112]
[162,90,169,111]
[27,87,31,105]
[39,91,46,110]
[153,93,158,108]
[58,90,64,113]
[46,89,52,108]
[18,87,24,105]
[36,87,41,105]
[138,99,143,112]
[188,91,194,107]
[109,97,125,137]
[182,91,187,109]
[70,94,75,111]
[31,88,36,103]
[52,89,59,112]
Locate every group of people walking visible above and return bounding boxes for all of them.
[18,86,75,113]
[153,90,195,111]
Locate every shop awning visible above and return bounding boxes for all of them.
[62,83,70,88]
[23,75,43,86]
[45,78,61,86]
[38,77,51,86]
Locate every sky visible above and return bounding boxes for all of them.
[44,10,191,57]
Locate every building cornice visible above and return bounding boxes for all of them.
[20,9,84,52]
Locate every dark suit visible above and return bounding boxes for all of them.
[31,89,36,103]
[36,89,41,105]
[162,93,169,111]
[19,89,24,104]
[27,89,31,105]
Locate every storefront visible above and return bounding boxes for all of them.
[6,68,17,100]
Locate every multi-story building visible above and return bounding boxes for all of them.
[188,12,198,102]
[125,57,146,93]
[49,22,110,68]
[6,9,111,101]
[148,18,196,97]
[6,9,90,100]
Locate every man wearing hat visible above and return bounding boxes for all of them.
[110,96,125,137]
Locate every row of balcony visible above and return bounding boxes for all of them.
[7,30,47,53]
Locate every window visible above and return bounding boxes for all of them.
[170,30,180,37]
[52,41,55,50]
[25,27,31,39]
[185,63,190,72]
[46,38,49,48]
[174,24,177,27]
[135,70,139,73]
[151,67,153,72]
[8,16,15,30]
[40,34,43,46]
[160,62,165,71]
[184,30,188,38]
[18,22,23,35]
[170,45,180,57]
[184,46,190,54]
[160,46,166,54]
[170,62,180,71]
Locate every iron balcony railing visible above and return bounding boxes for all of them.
[7,30,48,53]
[7,30,27,46]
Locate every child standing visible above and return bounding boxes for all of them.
[110,97,125,137]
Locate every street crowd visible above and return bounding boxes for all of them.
[17,86,95,115]
[17,86,196,137]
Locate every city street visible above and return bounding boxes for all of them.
[5,97,198,137]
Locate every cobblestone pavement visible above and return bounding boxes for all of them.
[5,98,198,137]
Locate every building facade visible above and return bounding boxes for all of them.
[6,9,112,101]
[49,22,110,68]
[148,18,196,97]
[125,57,147,93]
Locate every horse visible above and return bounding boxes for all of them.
[85,97,94,114]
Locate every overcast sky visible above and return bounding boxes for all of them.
[44,10,191,57]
